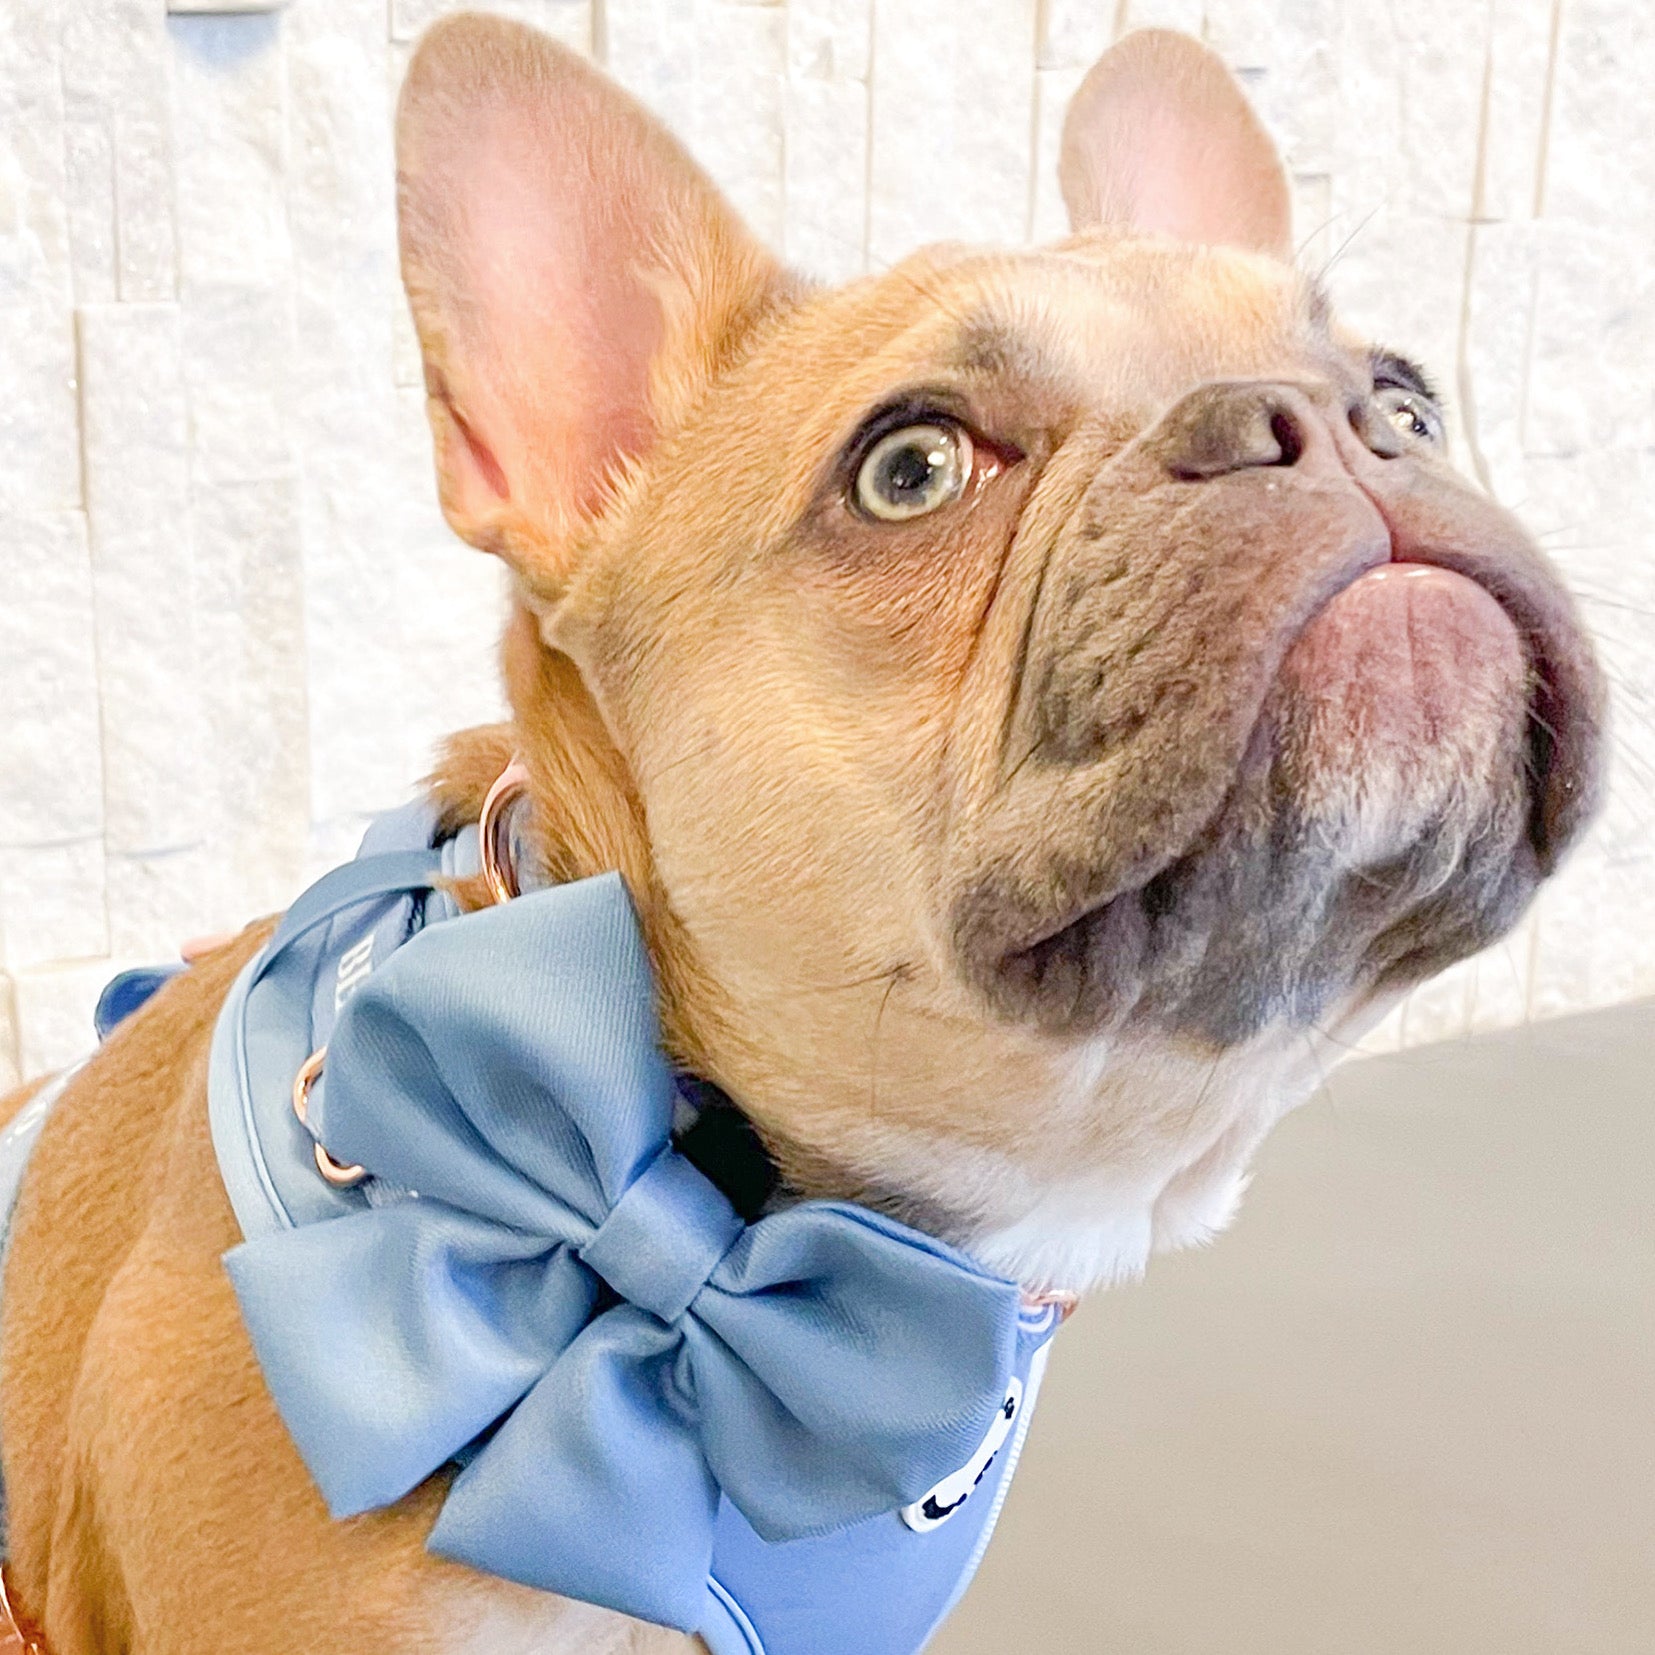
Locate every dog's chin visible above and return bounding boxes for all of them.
[989,563,1551,1044]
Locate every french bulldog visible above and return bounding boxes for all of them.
[0,16,1603,1654]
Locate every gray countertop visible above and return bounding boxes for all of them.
[936,1000,1654,1655]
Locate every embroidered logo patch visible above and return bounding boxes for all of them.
[900,1376,1023,1533]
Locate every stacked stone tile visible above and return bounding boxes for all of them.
[0,0,1649,1081]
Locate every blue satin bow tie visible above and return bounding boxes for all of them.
[225,873,1022,1631]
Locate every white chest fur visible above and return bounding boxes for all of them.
[436,1584,695,1654]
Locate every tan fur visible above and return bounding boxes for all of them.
[0,18,1600,1652]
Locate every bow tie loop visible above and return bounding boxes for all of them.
[578,1144,745,1324]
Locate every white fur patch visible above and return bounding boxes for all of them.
[442,1585,691,1654]
[973,1173,1159,1289]
[952,1032,1340,1293]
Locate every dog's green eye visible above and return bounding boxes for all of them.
[854,423,973,521]
[1376,384,1444,446]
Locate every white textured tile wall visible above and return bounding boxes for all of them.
[0,0,1649,1076]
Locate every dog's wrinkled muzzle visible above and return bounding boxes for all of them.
[954,378,1605,1037]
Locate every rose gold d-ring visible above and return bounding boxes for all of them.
[1021,1288,1080,1324]
[290,1046,368,1189]
[478,759,530,906]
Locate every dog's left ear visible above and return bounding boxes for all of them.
[1059,29,1292,259]
[396,16,786,595]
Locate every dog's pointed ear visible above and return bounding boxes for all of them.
[1059,29,1292,259]
[397,16,785,588]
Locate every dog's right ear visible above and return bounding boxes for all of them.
[397,16,784,593]
[1059,29,1292,259]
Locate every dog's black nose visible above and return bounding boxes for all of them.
[1156,381,1314,480]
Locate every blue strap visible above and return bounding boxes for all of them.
[91,851,447,1053]
[251,849,449,985]
[94,967,186,1040]
[210,847,451,1241]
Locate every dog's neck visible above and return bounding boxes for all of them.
[437,608,1314,1294]
[489,609,736,1083]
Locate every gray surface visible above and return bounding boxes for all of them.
[935,1001,1654,1655]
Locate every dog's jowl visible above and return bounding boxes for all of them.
[0,20,1603,1655]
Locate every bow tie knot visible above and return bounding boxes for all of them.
[578,1144,745,1324]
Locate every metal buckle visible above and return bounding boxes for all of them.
[1020,1288,1080,1323]
[290,1046,368,1189]
[478,759,530,906]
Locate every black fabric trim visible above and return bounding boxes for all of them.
[673,1076,782,1223]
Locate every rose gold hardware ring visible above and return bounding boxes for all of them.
[478,759,531,906]
[1020,1288,1080,1323]
[290,1046,368,1189]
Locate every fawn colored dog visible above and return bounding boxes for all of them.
[0,18,1602,1655]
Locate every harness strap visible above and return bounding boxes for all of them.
[255,848,447,970]
[225,838,793,1236]
[213,844,451,1242]
[0,777,1076,1655]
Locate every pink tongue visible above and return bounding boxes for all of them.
[1281,563,1524,741]
[1274,564,1529,862]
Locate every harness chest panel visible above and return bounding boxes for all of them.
[12,803,1058,1655]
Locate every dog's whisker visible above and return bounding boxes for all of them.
[866,966,904,1121]
[1309,1017,1373,1061]
[773,964,920,998]
[1299,1027,1337,1100]
[1293,204,1359,266]
[648,736,723,780]
[1001,736,1043,791]
[1316,201,1384,283]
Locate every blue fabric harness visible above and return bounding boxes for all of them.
[4,803,1060,1654]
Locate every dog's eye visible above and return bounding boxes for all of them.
[853,423,973,521]
[1375,384,1444,447]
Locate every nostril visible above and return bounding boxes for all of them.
[1163,384,1319,480]
[1268,407,1304,467]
